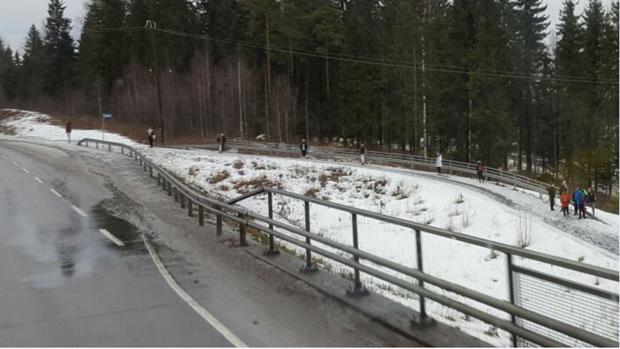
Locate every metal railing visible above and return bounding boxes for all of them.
[78,138,619,347]
[171,139,554,196]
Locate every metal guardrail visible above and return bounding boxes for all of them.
[78,138,619,347]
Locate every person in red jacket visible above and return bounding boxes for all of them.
[560,192,571,217]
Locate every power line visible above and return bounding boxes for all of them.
[83,26,618,85]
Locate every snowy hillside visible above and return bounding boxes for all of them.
[2,110,618,346]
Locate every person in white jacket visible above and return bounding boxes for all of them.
[435,153,442,174]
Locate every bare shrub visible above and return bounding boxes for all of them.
[208,170,230,184]
[515,211,533,248]
[219,185,229,191]
[392,181,412,199]
[447,203,462,217]
[304,188,320,198]
[454,193,465,204]
[233,160,244,169]
[461,205,476,228]
[232,175,281,193]
[188,166,200,177]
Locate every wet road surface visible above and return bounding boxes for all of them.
[0,140,232,346]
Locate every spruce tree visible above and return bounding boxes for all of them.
[467,0,512,166]
[43,0,76,97]
[17,25,46,100]
[512,0,549,173]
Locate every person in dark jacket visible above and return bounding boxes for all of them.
[217,133,226,152]
[547,186,556,211]
[360,144,366,165]
[300,139,308,157]
[476,161,485,183]
[147,127,156,148]
[65,120,72,143]
[586,185,596,216]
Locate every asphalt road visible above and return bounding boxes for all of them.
[0,139,419,347]
[0,140,234,346]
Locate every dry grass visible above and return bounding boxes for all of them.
[304,188,320,198]
[318,168,350,187]
[208,170,230,184]
[232,176,281,193]
[233,160,244,170]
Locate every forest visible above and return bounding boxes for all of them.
[0,0,617,190]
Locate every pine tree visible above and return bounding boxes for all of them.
[467,0,513,167]
[512,0,549,172]
[79,0,128,96]
[43,0,76,97]
[18,25,46,100]
[555,0,585,175]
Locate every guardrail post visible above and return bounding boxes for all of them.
[167,181,172,196]
[507,253,518,347]
[198,205,204,226]
[238,212,247,246]
[108,144,111,151]
[149,166,153,178]
[85,140,88,147]
[96,142,99,149]
[413,229,432,325]
[264,191,279,256]
[180,193,186,209]
[173,187,178,202]
[121,146,124,155]
[216,204,222,236]
[347,213,369,297]
[157,173,161,186]
[187,198,193,217]
[300,200,317,273]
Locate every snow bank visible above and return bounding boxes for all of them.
[0,109,136,146]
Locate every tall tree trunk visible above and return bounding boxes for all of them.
[324,48,330,96]
[305,72,309,142]
[206,49,212,137]
[197,59,205,139]
[276,79,282,143]
[265,14,272,141]
[237,47,244,139]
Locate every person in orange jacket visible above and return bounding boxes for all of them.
[560,192,571,217]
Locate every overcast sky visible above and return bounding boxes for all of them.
[0,0,615,53]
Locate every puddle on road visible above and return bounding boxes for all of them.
[90,203,146,254]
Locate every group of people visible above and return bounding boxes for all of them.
[548,182,596,219]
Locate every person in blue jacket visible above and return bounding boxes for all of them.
[573,185,586,219]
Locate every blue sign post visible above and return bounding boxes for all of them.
[102,113,112,140]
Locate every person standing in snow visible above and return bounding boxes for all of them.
[573,185,586,219]
[300,139,308,158]
[560,191,571,217]
[65,120,72,143]
[435,153,443,174]
[547,185,556,211]
[147,127,156,148]
[476,161,485,183]
[360,144,366,165]
[586,185,596,216]
[217,133,226,152]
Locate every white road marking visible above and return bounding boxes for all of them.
[34,177,44,184]
[11,161,19,166]
[98,229,125,247]
[22,168,30,174]
[49,188,63,198]
[142,236,247,348]
[71,205,88,217]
